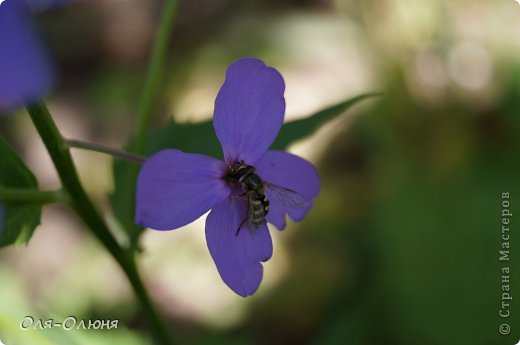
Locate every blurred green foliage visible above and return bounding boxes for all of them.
[243,72,520,345]
[1,0,520,344]
[0,268,152,345]
[0,137,41,248]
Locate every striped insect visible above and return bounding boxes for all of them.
[229,163,309,236]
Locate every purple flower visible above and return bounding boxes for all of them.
[0,0,73,110]
[136,58,320,297]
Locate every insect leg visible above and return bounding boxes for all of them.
[235,217,247,237]
[230,192,248,200]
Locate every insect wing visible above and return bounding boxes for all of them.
[265,182,309,208]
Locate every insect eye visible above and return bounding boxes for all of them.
[236,168,248,180]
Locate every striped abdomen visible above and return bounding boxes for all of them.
[249,191,270,229]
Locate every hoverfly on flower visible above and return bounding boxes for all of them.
[226,162,309,236]
[136,58,320,296]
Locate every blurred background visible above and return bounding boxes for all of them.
[1,0,520,344]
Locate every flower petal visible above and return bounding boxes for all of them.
[255,151,320,230]
[213,58,285,165]
[206,197,273,297]
[135,149,231,230]
[263,197,286,230]
[0,1,53,110]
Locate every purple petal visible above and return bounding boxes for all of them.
[213,58,285,165]
[135,149,231,230]
[0,0,54,111]
[206,197,273,297]
[255,151,320,230]
[263,197,286,230]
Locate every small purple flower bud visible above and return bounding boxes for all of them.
[0,0,76,111]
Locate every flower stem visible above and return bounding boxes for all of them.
[0,186,67,204]
[121,0,179,250]
[66,139,146,164]
[25,102,174,345]
[134,0,179,153]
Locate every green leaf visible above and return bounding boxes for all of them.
[271,93,381,150]
[146,93,380,157]
[0,137,42,247]
[109,93,379,246]
[109,161,142,247]
[145,120,222,159]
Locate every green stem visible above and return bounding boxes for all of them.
[25,102,174,345]
[67,139,146,164]
[122,0,178,250]
[0,186,67,204]
[134,0,179,153]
